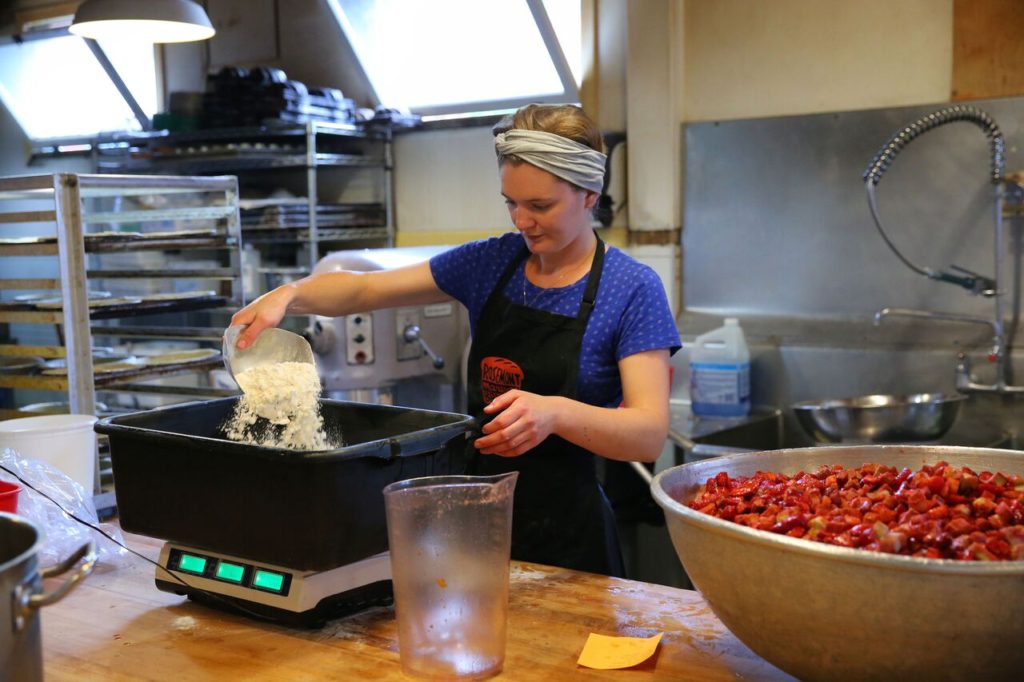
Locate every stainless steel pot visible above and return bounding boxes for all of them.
[0,512,96,681]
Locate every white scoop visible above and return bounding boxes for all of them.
[222,325,315,387]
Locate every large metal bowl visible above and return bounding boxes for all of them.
[651,445,1024,682]
[792,392,966,443]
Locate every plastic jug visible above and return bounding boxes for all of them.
[383,472,518,679]
[689,317,751,417]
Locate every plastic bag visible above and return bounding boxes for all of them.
[0,447,129,569]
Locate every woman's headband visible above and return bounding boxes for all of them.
[494,129,607,194]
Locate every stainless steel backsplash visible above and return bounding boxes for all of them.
[682,96,1024,321]
[676,97,1024,445]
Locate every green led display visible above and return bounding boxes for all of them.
[215,561,245,584]
[178,553,207,575]
[252,569,285,592]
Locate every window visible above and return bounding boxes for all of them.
[0,34,158,141]
[326,0,581,119]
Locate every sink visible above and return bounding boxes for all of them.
[668,396,1009,461]
[667,400,783,463]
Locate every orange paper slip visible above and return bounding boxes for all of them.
[577,632,664,670]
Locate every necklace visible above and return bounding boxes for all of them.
[522,272,548,308]
[521,244,595,308]
[522,261,569,308]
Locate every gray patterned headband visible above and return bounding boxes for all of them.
[494,129,607,194]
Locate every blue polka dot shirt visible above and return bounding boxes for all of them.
[430,232,681,408]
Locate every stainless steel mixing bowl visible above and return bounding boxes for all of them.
[791,392,966,443]
[651,445,1024,682]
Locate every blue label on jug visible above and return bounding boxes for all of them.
[690,362,750,416]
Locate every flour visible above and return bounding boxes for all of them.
[171,616,199,633]
[224,361,335,451]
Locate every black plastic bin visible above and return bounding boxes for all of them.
[95,397,474,571]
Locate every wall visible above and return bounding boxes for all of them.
[0,101,31,178]
[615,0,954,241]
[589,0,957,313]
[681,0,953,122]
[952,0,1024,101]
[391,126,508,245]
[163,0,374,106]
[681,98,1019,321]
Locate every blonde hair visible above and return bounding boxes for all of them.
[499,104,605,158]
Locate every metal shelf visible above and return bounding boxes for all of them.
[87,267,238,279]
[242,226,389,243]
[96,382,236,398]
[0,358,225,391]
[105,121,375,145]
[0,295,234,324]
[96,123,395,296]
[89,325,226,342]
[0,172,244,425]
[0,235,237,257]
[0,173,239,201]
[98,152,385,175]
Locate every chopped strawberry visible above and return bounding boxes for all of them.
[685,461,1024,562]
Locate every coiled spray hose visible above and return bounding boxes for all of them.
[863,105,1005,295]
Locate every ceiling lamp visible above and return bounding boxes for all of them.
[69,0,215,43]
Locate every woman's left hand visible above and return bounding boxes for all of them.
[475,390,561,457]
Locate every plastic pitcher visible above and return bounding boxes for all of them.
[383,472,518,680]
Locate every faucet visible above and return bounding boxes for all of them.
[872,307,1024,393]
[865,105,1024,394]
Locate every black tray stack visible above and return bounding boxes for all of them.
[201,66,357,128]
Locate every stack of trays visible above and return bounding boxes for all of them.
[201,66,357,128]
[241,202,386,230]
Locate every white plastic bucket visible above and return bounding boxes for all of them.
[0,414,98,494]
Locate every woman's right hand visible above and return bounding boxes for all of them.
[228,284,298,350]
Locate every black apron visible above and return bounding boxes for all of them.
[466,235,625,577]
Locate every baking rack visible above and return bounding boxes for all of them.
[0,173,244,435]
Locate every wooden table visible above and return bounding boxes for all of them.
[42,533,796,681]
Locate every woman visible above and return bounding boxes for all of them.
[230,104,681,576]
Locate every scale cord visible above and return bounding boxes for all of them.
[0,462,285,624]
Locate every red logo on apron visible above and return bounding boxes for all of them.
[480,356,523,403]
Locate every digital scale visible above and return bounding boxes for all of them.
[94,397,475,628]
[155,542,394,627]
